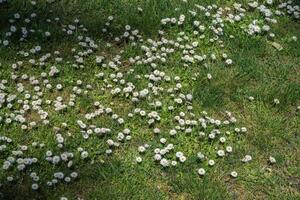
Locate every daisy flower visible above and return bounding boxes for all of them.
[269,156,276,164]
[230,171,238,178]
[197,168,206,176]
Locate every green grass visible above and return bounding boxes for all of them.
[0,0,300,199]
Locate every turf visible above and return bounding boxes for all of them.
[0,0,299,200]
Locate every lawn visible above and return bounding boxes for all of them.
[0,0,299,199]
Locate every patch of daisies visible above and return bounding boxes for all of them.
[0,0,298,198]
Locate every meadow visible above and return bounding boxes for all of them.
[0,0,299,199]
